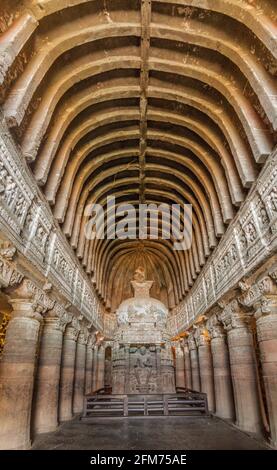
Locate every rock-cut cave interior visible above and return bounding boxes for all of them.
[0,0,277,452]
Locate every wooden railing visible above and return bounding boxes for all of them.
[82,390,208,419]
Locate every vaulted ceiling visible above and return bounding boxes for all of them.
[0,0,276,311]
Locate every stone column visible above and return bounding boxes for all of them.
[183,339,192,389]
[85,336,95,395]
[207,314,235,420]
[96,344,105,390]
[220,300,263,434]
[59,320,79,421]
[92,345,98,392]
[0,280,52,450]
[73,327,88,414]
[175,342,186,389]
[33,308,71,434]
[188,332,201,392]
[254,289,277,448]
[195,324,215,412]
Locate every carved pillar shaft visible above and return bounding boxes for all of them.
[207,316,235,420]
[33,316,64,434]
[211,335,234,419]
[175,344,186,389]
[59,325,78,421]
[188,335,200,392]
[96,346,105,390]
[184,341,192,389]
[73,331,87,414]
[0,299,42,450]
[221,305,262,434]
[85,341,94,395]
[196,328,215,412]
[92,346,98,392]
[255,300,277,447]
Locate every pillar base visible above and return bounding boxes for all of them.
[269,437,277,450]
[34,424,58,435]
[235,421,263,436]
[2,440,32,451]
[60,415,73,422]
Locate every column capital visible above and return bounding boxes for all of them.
[65,316,81,341]
[45,303,73,332]
[78,326,90,345]
[87,333,97,349]
[174,341,183,355]
[239,275,277,320]
[219,299,250,331]
[194,323,211,347]
[182,337,190,354]
[206,314,226,339]
[187,331,197,351]
[8,279,55,320]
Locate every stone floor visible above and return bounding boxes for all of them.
[33,417,269,450]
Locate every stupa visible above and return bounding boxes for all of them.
[112,267,175,394]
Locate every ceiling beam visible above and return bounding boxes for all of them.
[139,0,152,204]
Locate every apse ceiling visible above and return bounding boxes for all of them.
[0,0,276,311]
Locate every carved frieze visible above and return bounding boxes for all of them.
[0,255,23,288]
[0,151,32,234]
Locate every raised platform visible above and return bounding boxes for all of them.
[82,389,209,419]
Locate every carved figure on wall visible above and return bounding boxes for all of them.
[133,346,153,392]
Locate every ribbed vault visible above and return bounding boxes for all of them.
[0,0,276,311]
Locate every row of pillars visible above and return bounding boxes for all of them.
[0,286,106,450]
[174,294,277,448]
